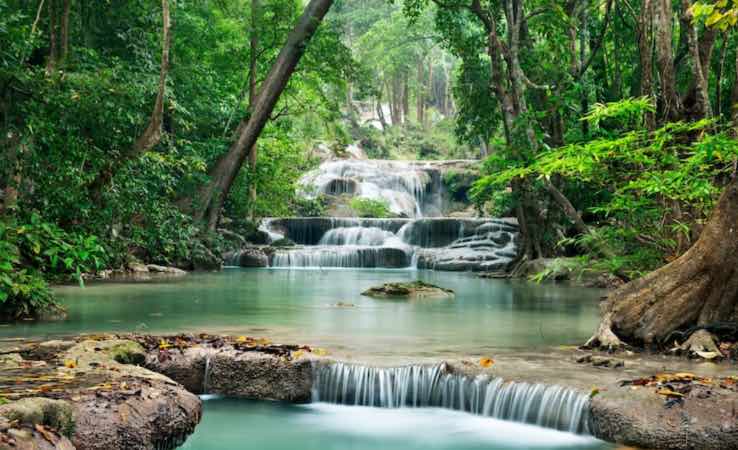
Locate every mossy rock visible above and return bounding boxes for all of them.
[362,281,454,299]
[271,238,296,247]
[0,397,75,436]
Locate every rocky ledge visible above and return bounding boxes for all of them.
[361,281,454,299]
[0,338,201,450]
[4,335,738,450]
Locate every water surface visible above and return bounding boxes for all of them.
[2,269,601,357]
[180,398,612,450]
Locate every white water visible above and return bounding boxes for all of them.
[299,160,437,218]
[312,363,591,435]
[318,226,401,246]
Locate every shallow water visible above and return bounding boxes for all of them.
[180,398,613,450]
[2,269,602,357]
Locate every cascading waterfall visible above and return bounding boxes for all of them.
[260,217,520,270]
[311,362,591,435]
[299,160,436,218]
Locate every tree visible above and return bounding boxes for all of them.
[192,0,335,230]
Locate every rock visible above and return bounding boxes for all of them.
[362,281,454,299]
[576,354,625,368]
[127,262,149,274]
[146,264,187,276]
[233,248,269,268]
[144,347,314,402]
[191,243,223,271]
[270,238,296,248]
[2,338,202,450]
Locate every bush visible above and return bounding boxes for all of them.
[0,214,106,319]
[349,198,392,218]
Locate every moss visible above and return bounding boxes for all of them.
[0,397,75,436]
[108,341,146,365]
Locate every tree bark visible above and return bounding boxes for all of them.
[60,0,71,63]
[247,0,260,220]
[637,0,655,128]
[681,0,712,118]
[654,0,680,119]
[416,58,424,125]
[193,0,334,230]
[586,178,738,349]
[46,0,58,74]
[88,0,171,199]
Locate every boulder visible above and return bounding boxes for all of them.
[362,281,454,299]
[146,264,187,276]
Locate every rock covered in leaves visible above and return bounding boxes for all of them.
[0,337,201,450]
[132,333,325,402]
[361,281,454,299]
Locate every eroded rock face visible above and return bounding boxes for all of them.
[590,386,738,450]
[144,347,313,402]
[361,281,454,299]
[416,220,519,272]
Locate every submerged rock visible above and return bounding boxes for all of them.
[361,281,454,299]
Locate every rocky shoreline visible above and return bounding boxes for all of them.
[2,334,737,450]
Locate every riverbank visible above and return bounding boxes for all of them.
[2,334,736,450]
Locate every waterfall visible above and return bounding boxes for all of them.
[312,362,591,435]
[299,160,435,218]
[271,245,411,269]
[319,227,399,246]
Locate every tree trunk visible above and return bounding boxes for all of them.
[247,0,260,220]
[46,0,58,74]
[732,42,738,128]
[637,0,655,128]
[681,0,712,118]
[60,0,71,63]
[88,0,171,200]
[193,0,334,230]
[654,0,680,119]
[587,178,738,349]
[376,96,387,130]
[424,59,433,128]
[416,58,424,125]
[401,72,409,123]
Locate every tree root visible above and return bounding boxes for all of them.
[675,329,722,358]
[582,316,626,352]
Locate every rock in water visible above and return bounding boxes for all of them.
[361,281,454,299]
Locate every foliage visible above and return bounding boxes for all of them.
[0,215,106,318]
[476,99,738,274]
[349,198,392,217]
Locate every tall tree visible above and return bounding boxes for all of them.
[193,0,335,229]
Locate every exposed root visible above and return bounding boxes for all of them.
[583,316,625,352]
[677,329,722,358]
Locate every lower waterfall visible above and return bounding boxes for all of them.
[311,362,591,434]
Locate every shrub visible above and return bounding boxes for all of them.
[349,198,391,218]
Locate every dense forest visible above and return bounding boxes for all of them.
[2,0,738,349]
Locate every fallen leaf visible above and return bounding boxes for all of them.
[158,339,171,350]
[656,388,684,397]
[479,357,495,368]
[63,359,77,369]
[312,348,329,357]
[292,350,305,360]
[590,387,600,398]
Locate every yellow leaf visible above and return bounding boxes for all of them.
[590,387,600,398]
[656,388,684,397]
[312,348,329,357]
[292,350,305,360]
[236,336,247,343]
[479,357,495,368]
[63,359,76,369]
[158,339,171,350]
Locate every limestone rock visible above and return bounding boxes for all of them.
[362,281,454,299]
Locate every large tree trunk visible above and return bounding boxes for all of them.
[194,0,334,230]
[60,0,70,63]
[247,0,260,220]
[586,178,738,349]
[681,0,712,118]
